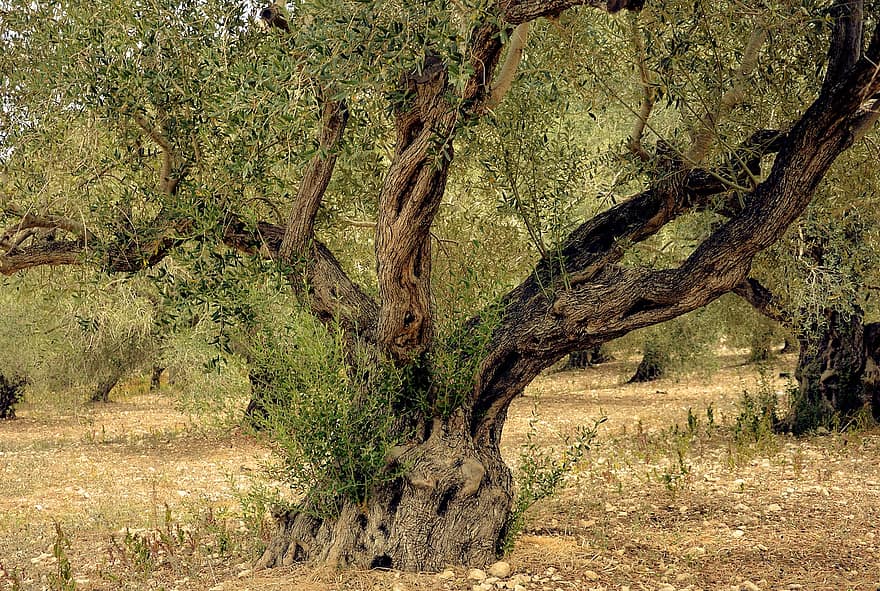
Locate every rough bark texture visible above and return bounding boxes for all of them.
[256,416,512,570]
[782,312,880,434]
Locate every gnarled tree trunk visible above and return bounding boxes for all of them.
[628,341,668,383]
[257,415,512,570]
[782,311,880,433]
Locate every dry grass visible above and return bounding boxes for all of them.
[1,353,879,591]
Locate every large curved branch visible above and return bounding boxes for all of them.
[470,18,880,440]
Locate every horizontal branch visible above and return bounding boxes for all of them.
[501,0,641,25]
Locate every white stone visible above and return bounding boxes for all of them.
[509,574,531,586]
[731,529,745,538]
[584,570,601,581]
[740,581,761,591]
[488,561,512,578]
[468,568,488,581]
[766,503,782,512]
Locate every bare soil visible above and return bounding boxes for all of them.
[1,353,879,591]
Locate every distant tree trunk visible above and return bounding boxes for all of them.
[0,373,28,420]
[628,341,667,383]
[782,310,879,434]
[91,371,121,403]
[150,366,164,391]
[564,344,612,369]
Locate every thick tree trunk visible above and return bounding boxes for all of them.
[0,373,28,420]
[256,416,513,571]
[783,310,876,433]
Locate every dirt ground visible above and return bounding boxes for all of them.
[1,353,879,591]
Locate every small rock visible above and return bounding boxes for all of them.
[622,587,631,591]
[468,568,488,582]
[513,586,526,591]
[437,570,456,580]
[755,543,768,552]
[488,561,512,578]
[391,583,408,591]
[659,584,676,591]
[731,529,746,538]
[485,577,499,585]
[816,426,830,435]
[584,570,601,581]
[766,503,782,512]
[740,581,761,591]
[236,569,252,578]
[509,574,530,586]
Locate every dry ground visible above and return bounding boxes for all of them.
[1,353,879,591]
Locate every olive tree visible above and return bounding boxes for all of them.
[2,0,879,571]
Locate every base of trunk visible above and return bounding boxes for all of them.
[564,345,612,370]
[255,418,513,571]
[91,372,121,403]
[628,345,667,383]
[782,311,878,434]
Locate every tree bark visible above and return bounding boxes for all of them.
[628,342,667,383]
[91,371,121,403]
[0,373,28,420]
[150,366,164,391]
[256,415,512,570]
[781,311,878,433]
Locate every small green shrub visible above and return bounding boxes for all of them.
[500,412,605,554]
[48,523,77,591]
[248,310,403,517]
